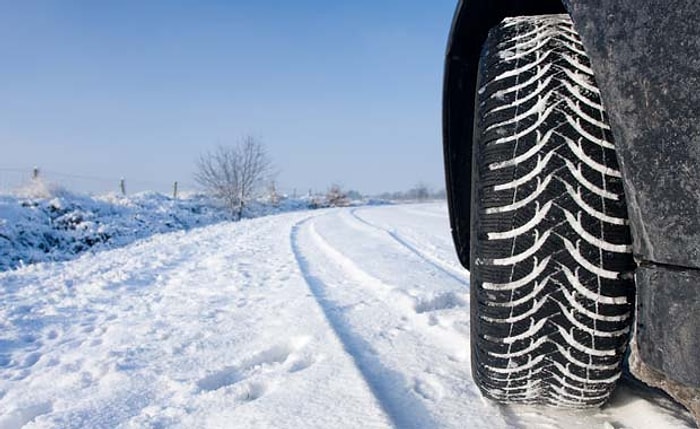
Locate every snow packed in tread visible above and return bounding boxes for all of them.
[470,14,636,408]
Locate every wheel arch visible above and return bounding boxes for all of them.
[443,0,567,269]
[444,0,700,272]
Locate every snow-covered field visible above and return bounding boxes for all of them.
[0,203,694,428]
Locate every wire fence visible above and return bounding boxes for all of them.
[0,167,442,201]
[0,167,307,200]
[0,167,200,198]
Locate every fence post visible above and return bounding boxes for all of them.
[32,167,39,180]
[120,178,126,196]
[173,181,178,199]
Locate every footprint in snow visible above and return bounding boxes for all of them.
[414,292,467,314]
[413,374,445,402]
[197,337,315,396]
[197,366,243,392]
[11,369,31,381]
[287,354,316,373]
[0,402,53,429]
[0,355,12,368]
[236,381,268,402]
[21,352,41,368]
[197,337,314,393]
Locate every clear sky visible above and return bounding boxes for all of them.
[0,1,457,195]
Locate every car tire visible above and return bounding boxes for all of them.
[470,14,636,407]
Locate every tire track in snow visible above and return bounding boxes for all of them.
[325,209,471,319]
[304,213,463,323]
[291,212,512,429]
[348,208,469,288]
[290,216,440,429]
[304,212,473,352]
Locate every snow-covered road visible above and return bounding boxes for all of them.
[0,204,693,428]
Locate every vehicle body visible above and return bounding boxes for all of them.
[443,0,700,420]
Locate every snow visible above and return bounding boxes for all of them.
[0,182,349,272]
[0,202,694,428]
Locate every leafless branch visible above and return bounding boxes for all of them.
[194,137,274,219]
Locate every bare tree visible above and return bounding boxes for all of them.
[410,182,430,202]
[326,184,350,207]
[195,136,273,219]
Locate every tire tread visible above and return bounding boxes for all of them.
[470,14,635,408]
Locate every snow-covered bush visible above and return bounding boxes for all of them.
[0,182,384,271]
[0,190,230,271]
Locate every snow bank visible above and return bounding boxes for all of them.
[0,190,225,271]
[0,183,356,272]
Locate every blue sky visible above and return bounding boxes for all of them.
[0,1,457,195]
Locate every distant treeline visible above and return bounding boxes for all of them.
[374,184,446,202]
